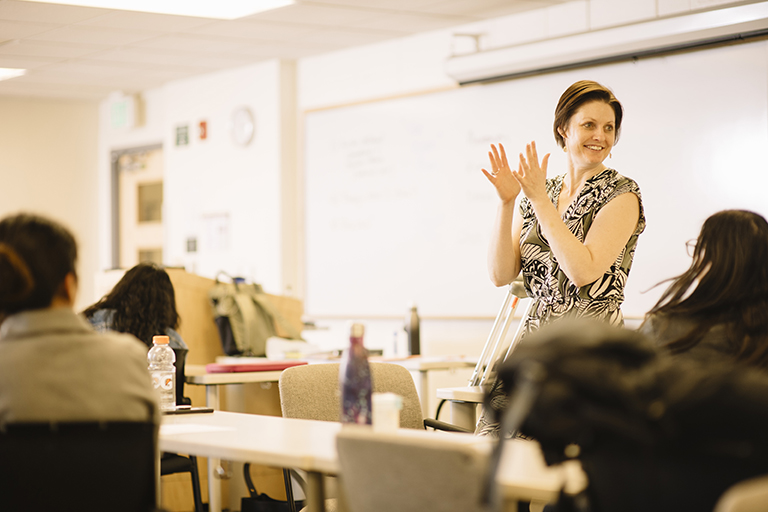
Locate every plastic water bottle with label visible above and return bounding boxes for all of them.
[148,334,176,412]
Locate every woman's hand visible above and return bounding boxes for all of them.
[512,141,550,204]
[481,143,520,204]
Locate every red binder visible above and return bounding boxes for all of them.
[205,360,308,373]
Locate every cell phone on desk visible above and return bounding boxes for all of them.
[162,405,214,415]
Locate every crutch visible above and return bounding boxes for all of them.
[469,276,532,387]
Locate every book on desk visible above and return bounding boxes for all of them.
[205,360,308,373]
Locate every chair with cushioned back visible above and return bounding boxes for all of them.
[336,427,494,512]
[160,347,204,512]
[278,362,467,512]
[0,420,158,512]
[279,362,424,429]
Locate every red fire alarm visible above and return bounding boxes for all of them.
[199,120,207,140]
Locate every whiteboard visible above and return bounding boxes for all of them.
[304,40,768,319]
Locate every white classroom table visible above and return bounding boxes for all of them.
[159,410,586,512]
[183,356,475,510]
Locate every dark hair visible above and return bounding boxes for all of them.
[646,210,768,366]
[82,262,180,348]
[0,213,77,316]
[553,80,624,149]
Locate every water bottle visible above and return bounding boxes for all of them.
[148,334,176,412]
[404,302,420,356]
[339,322,372,425]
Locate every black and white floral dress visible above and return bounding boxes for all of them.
[519,168,646,333]
[475,168,646,437]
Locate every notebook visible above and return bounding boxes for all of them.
[205,360,308,373]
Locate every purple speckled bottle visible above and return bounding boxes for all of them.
[340,322,372,425]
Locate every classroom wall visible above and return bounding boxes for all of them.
[98,60,296,297]
[0,96,99,311]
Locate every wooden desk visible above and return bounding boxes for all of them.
[159,411,585,512]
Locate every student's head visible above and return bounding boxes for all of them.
[83,262,179,347]
[553,80,624,149]
[0,213,78,317]
[648,210,768,366]
[687,210,768,304]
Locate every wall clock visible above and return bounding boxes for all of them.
[232,106,255,146]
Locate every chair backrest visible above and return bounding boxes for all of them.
[0,421,158,512]
[279,362,424,429]
[336,427,493,512]
[172,346,189,405]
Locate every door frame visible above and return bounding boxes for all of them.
[109,143,163,269]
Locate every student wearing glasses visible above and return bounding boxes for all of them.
[640,210,768,367]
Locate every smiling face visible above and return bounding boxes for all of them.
[558,100,616,171]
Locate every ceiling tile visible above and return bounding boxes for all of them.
[185,19,316,42]
[0,19,61,39]
[314,0,444,8]
[0,39,108,58]
[128,34,254,54]
[353,11,471,33]
[233,39,348,58]
[0,53,59,68]
[77,11,214,32]
[247,3,379,26]
[27,24,162,45]
[20,67,167,90]
[295,27,407,45]
[0,80,112,100]
[0,0,108,24]
[415,0,550,17]
[92,46,258,70]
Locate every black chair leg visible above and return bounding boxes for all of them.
[189,455,204,512]
[283,468,298,512]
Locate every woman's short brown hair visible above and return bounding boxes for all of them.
[553,80,623,149]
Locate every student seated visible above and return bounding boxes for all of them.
[83,262,188,351]
[640,209,768,368]
[0,213,158,423]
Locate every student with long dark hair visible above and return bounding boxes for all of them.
[0,213,157,423]
[83,262,187,351]
[641,210,768,367]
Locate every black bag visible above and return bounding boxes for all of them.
[214,315,239,356]
[241,463,303,512]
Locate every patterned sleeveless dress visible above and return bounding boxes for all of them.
[519,168,645,331]
[476,168,646,437]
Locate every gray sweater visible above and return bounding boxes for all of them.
[0,308,159,425]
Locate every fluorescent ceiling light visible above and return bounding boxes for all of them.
[0,68,26,82]
[20,0,295,20]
